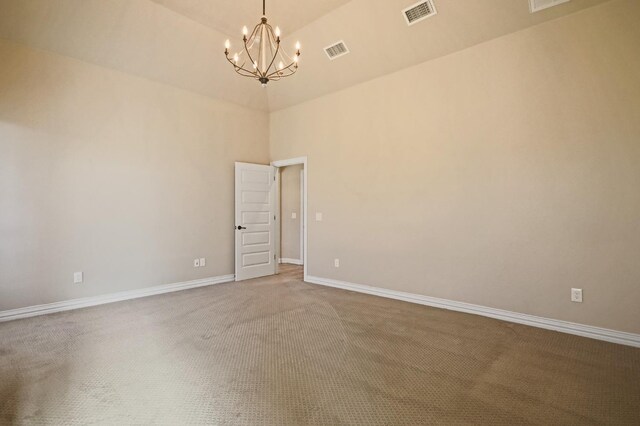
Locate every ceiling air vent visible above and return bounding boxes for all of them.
[324,41,350,60]
[529,0,570,13]
[402,0,437,26]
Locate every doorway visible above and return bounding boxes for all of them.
[278,164,304,267]
[234,157,308,282]
[272,157,308,281]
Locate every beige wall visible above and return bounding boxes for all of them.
[0,38,269,310]
[270,0,640,333]
[280,165,303,262]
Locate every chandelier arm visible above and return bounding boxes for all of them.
[242,40,259,76]
[225,54,246,70]
[234,66,259,77]
[276,43,297,70]
[265,67,290,79]
[278,66,298,79]
[236,68,260,78]
[257,27,265,77]
[245,28,258,51]
[242,24,261,74]
[258,24,274,78]
[263,33,281,77]
[265,62,297,79]
[258,22,278,76]
[266,63,296,78]
[249,21,261,40]
[276,48,292,66]
[225,55,259,77]
[279,65,297,77]
[235,70,259,78]
[268,70,295,81]
[234,66,259,78]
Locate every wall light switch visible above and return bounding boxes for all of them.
[571,288,583,303]
[334,259,340,268]
[194,259,200,267]
[74,272,83,284]
[291,212,297,219]
[199,258,206,267]
[316,212,323,221]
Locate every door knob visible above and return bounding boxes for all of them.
[236,226,247,230]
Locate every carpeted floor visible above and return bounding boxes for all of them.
[1,265,639,425]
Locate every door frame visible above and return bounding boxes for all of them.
[299,168,304,266]
[271,156,308,281]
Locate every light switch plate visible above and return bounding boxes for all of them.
[73,271,83,284]
[199,258,206,267]
[291,212,297,219]
[316,213,323,221]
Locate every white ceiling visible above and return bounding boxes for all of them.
[0,0,613,111]
[266,0,612,110]
[0,0,270,110]
[150,0,352,37]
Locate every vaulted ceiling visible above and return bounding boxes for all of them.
[150,0,352,37]
[0,0,612,111]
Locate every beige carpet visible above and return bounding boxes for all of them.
[1,265,639,425]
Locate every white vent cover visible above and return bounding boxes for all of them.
[324,41,350,60]
[529,0,570,13]
[402,0,437,26]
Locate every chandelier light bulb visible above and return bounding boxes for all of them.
[295,41,301,51]
[233,53,239,63]
[224,39,230,50]
[242,26,248,36]
[278,61,284,70]
[293,55,298,63]
[275,27,281,37]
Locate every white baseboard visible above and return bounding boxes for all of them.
[305,275,640,348]
[0,274,235,323]
[279,258,303,265]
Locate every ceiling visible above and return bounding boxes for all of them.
[150,0,352,37]
[266,0,612,110]
[0,0,613,112]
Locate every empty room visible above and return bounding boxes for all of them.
[1,0,639,424]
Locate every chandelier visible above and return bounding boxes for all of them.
[224,0,301,87]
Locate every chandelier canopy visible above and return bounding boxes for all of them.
[224,0,301,87]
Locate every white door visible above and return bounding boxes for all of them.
[235,162,276,281]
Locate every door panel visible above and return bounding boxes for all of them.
[235,162,276,281]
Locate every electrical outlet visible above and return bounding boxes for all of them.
[571,288,583,303]
[73,271,83,284]
[291,212,297,219]
[316,212,323,221]
[334,259,340,268]
[199,258,206,267]
[193,259,200,267]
